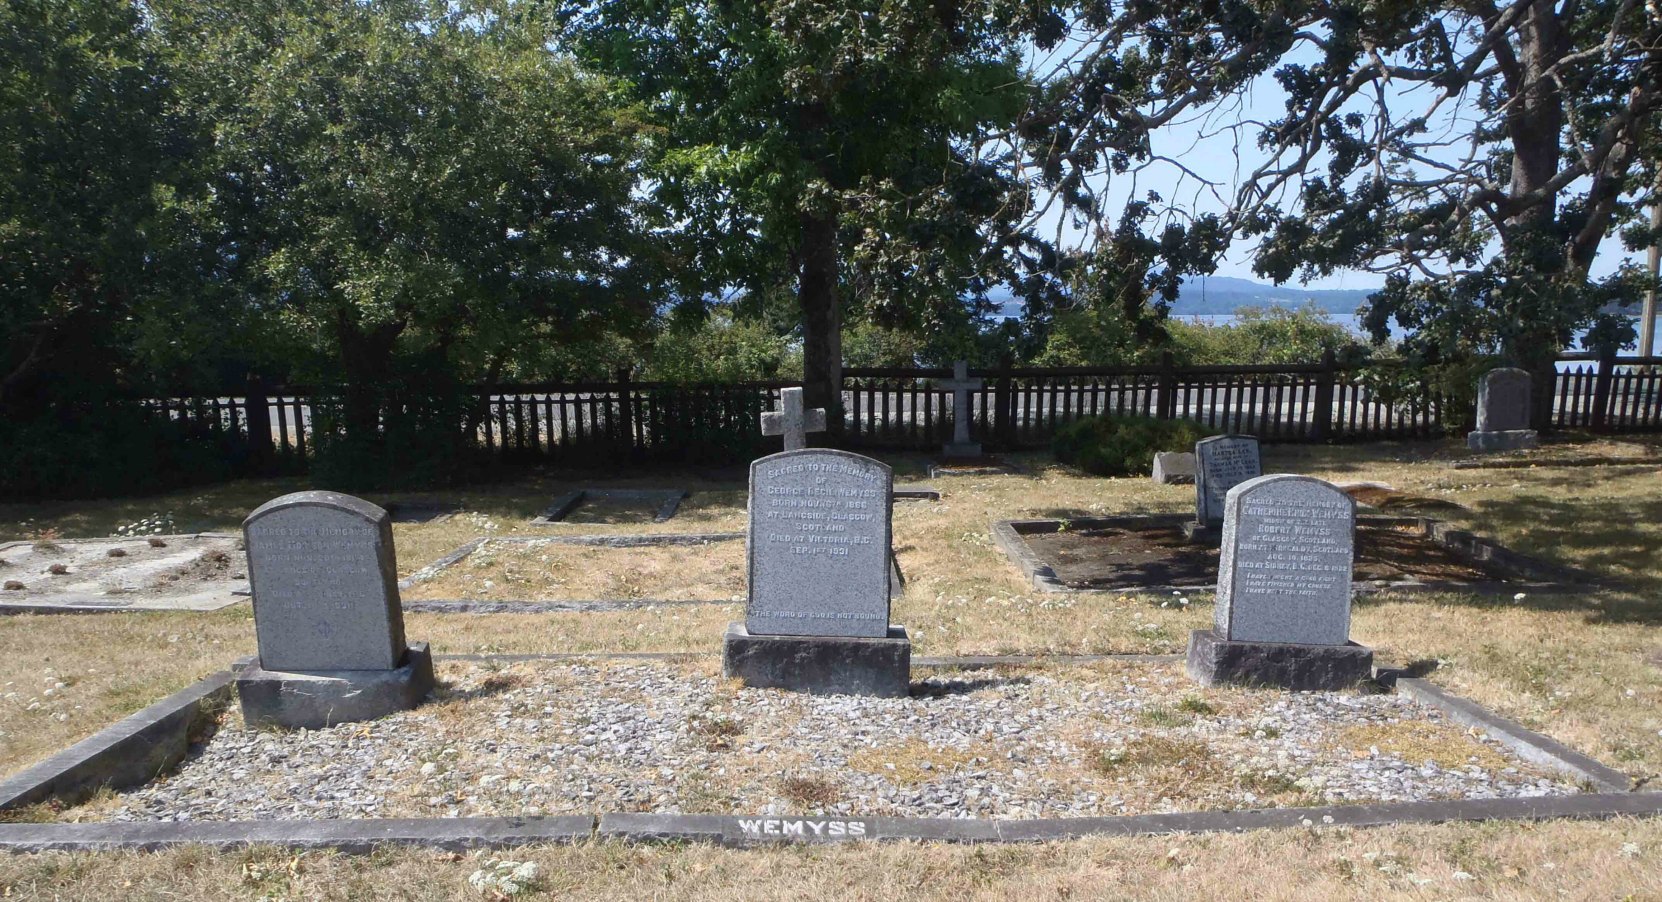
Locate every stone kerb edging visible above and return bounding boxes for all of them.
[0,652,1650,853]
[0,794,1658,853]
[530,490,688,525]
[397,534,746,591]
[992,515,1605,596]
[0,671,236,811]
[1392,678,1632,792]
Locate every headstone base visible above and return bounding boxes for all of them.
[237,642,435,730]
[1180,521,1219,545]
[722,623,910,697]
[941,441,983,459]
[1185,629,1373,691]
[1466,429,1539,453]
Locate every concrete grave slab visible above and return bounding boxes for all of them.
[0,534,248,613]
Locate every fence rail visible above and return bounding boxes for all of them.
[132,355,1662,473]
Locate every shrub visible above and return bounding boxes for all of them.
[0,403,238,501]
[1052,414,1214,477]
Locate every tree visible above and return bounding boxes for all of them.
[0,0,182,417]
[153,0,661,446]
[564,0,1061,422]
[1024,1,1662,428]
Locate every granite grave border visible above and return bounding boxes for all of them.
[530,490,688,525]
[0,649,1650,852]
[991,514,1605,596]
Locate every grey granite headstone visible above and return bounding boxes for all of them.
[1215,474,1355,646]
[1152,451,1197,485]
[936,361,985,458]
[1475,368,1533,432]
[746,449,892,638]
[244,491,406,672]
[1194,435,1261,524]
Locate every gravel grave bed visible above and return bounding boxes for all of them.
[0,534,247,610]
[86,660,1576,823]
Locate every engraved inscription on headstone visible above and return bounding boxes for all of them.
[1215,474,1355,646]
[1475,367,1532,432]
[747,449,893,638]
[243,491,406,672]
[1194,434,1262,524]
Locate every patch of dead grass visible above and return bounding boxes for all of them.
[1334,719,1514,771]
[846,740,982,785]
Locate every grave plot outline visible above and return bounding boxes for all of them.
[0,650,1646,852]
[530,489,688,524]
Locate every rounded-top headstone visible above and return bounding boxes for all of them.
[1475,367,1533,433]
[1194,434,1262,524]
[1214,474,1355,646]
[243,491,406,672]
[747,449,893,638]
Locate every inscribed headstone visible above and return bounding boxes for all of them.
[244,491,406,672]
[747,449,892,638]
[1194,435,1262,524]
[1214,474,1355,646]
[1475,368,1533,433]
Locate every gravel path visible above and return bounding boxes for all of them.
[100,660,1574,823]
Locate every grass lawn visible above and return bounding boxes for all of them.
[0,435,1657,899]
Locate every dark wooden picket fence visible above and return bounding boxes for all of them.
[134,354,1662,473]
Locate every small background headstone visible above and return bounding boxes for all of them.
[1475,367,1533,432]
[1194,435,1262,524]
[936,361,985,458]
[761,387,827,452]
[1152,451,1197,485]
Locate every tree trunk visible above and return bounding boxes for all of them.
[798,206,842,440]
[334,313,405,445]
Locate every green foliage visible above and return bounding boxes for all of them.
[1052,415,1215,478]
[1168,306,1363,366]
[0,404,236,501]
[0,0,185,416]
[642,315,800,384]
[842,322,922,368]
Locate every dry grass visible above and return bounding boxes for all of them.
[405,540,745,601]
[1333,720,1513,771]
[846,740,983,785]
[0,819,1658,900]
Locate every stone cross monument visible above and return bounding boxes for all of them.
[936,361,985,458]
[761,386,828,451]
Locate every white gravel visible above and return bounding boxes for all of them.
[101,660,1575,822]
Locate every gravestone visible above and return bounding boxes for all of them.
[936,361,985,458]
[1467,367,1539,452]
[723,449,910,696]
[761,387,827,452]
[1186,475,1373,690]
[1151,451,1197,485]
[236,492,434,728]
[1186,434,1261,541]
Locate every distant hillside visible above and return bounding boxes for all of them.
[1170,276,1375,315]
[988,275,1378,318]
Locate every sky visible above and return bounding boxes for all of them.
[1020,25,1648,293]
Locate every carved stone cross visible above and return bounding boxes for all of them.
[760,386,827,451]
[937,360,984,457]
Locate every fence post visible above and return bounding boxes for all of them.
[1155,351,1177,420]
[243,375,273,474]
[615,366,638,455]
[1312,348,1337,441]
[994,370,1014,448]
[1590,349,1616,433]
